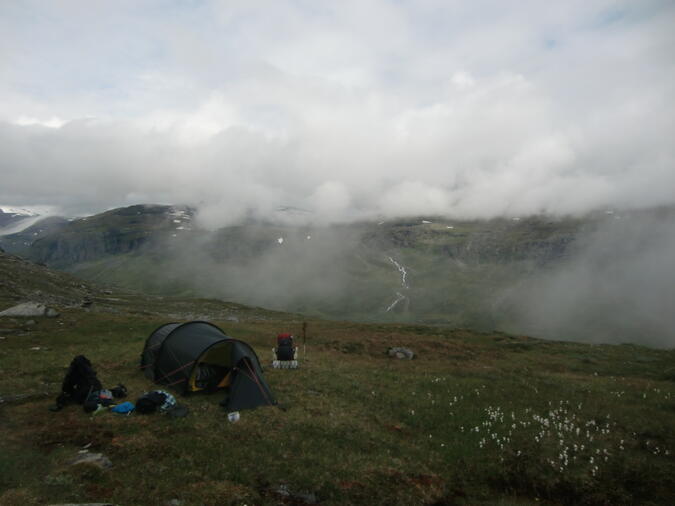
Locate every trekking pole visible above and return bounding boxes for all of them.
[302,321,307,360]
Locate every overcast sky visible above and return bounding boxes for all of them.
[1,0,673,225]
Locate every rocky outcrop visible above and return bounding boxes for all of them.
[0,302,59,318]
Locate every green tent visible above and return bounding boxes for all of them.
[140,321,276,411]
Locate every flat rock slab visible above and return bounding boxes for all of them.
[68,452,112,470]
[0,302,59,318]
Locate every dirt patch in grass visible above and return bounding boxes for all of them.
[0,488,41,506]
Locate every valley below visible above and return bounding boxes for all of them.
[2,203,674,348]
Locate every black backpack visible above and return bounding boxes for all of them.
[135,391,168,414]
[52,355,103,410]
[277,337,295,361]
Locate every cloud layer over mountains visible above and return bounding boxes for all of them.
[1,1,674,225]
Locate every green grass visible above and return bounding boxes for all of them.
[1,302,674,505]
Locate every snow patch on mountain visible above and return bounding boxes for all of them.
[0,205,57,236]
[168,206,193,231]
[0,206,40,217]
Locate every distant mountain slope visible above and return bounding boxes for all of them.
[0,204,194,267]
[3,203,674,346]
[0,216,69,258]
[0,203,591,331]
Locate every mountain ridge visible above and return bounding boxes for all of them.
[2,204,673,346]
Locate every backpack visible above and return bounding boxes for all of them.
[276,333,295,361]
[53,355,103,410]
[135,390,177,414]
[277,336,295,360]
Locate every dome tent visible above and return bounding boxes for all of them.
[140,321,276,411]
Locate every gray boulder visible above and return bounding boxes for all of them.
[387,347,415,360]
[0,302,60,318]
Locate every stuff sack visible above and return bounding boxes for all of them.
[52,355,103,410]
[111,384,128,398]
[135,390,177,414]
[83,389,115,413]
[111,401,135,414]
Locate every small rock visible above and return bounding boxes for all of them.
[273,484,318,505]
[165,500,184,506]
[387,347,415,360]
[294,491,318,504]
[25,320,36,326]
[46,308,60,318]
[275,484,291,498]
[68,452,112,470]
[48,503,114,506]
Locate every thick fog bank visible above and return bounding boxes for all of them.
[506,210,675,348]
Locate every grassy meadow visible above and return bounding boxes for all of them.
[1,299,674,505]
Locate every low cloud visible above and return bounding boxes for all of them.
[504,210,675,348]
[161,224,370,315]
[0,1,673,226]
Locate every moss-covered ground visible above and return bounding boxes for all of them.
[1,300,674,505]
